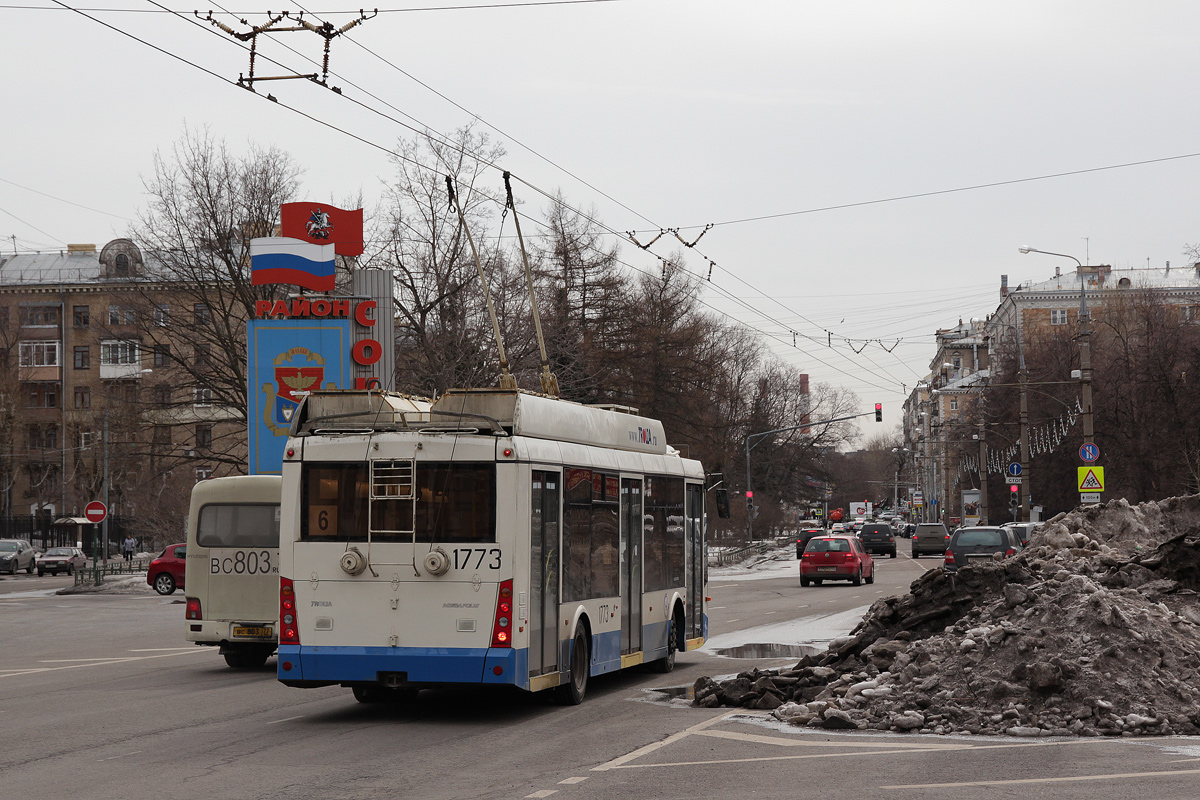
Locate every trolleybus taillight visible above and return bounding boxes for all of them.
[280,577,299,645]
[490,579,514,648]
[185,598,202,620]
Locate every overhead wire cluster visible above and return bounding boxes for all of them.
[15,0,1115,400]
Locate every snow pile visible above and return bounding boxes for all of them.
[58,574,156,595]
[694,495,1200,737]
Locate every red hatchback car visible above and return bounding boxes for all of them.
[147,544,186,595]
[800,535,874,587]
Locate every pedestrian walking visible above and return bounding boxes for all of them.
[122,535,136,563]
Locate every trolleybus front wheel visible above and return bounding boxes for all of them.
[556,629,589,705]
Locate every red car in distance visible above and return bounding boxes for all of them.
[147,543,187,595]
[800,535,874,587]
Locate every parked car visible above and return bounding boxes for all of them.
[795,527,825,558]
[943,526,1023,573]
[800,535,874,586]
[0,539,37,575]
[911,522,950,558]
[1002,522,1040,546]
[858,523,897,558]
[36,547,87,576]
[147,544,187,595]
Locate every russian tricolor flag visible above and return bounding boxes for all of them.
[250,237,336,292]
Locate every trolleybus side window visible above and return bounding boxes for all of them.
[562,467,620,601]
[644,476,685,591]
[301,462,495,543]
[197,504,280,548]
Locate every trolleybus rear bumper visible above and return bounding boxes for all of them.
[277,645,527,688]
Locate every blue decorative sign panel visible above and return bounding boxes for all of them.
[247,319,351,475]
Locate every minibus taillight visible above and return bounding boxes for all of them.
[185,598,202,620]
[280,577,299,645]
[490,579,514,648]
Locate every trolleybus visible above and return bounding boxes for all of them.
[184,474,282,668]
[276,388,707,704]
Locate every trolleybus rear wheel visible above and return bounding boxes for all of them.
[557,629,589,705]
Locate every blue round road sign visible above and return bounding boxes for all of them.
[1007,462,1023,477]
[1080,442,1099,463]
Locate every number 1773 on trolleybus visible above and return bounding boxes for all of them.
[276,388,709,705]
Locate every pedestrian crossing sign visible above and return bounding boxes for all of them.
[1077,467,1105,492]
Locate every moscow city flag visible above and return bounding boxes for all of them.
[280,202,365,257]
[249,237,336,292]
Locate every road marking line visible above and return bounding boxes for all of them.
[880,767,1200,789]
[765,611,776,615]
[557,777,588,784]
[267,715,306,725]
[97,751,142,761]
[525,791,558,798]
[0,649,209,679]
[694,730,966,751]
[592,711,740,771]
[1169,758,1200,763]
[128,648,195,652]
[711,606,726,610]
[39,658,131,663]
[726,618,741,623]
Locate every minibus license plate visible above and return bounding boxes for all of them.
[233,626,272,638]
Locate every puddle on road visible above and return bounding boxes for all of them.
[715,643,818,660]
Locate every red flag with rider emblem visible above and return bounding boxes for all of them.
[280,203,364,257]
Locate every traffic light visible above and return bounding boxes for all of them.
[875,403,882,422]
[1009,484,1019,517]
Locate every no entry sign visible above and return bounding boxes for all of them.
[84,501,108,524]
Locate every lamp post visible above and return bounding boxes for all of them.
[985,319,1029,522]
[1019,246,1094,502]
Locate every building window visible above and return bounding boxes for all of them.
[74,386,91,409]
[194,304,211,326]
[154,304,170,327]
[193,388,212,407]
[1183,306,1199,322]
[195,467,213,482]
[28,424,58,450]
[114,253,130,276]
[19,341,59,367]
[80,431,99,450]
[195,424,213,449]
[26,383,58,408]
[73,305,90,327]
[124,308,136,325]
[950,398,958,411]
[101,340,139,365]
[952,356,962,370]
[20,306,60,326]
[74,346,90,370]
[193,345,210,366]
[1051,309,1068,325]
[109,305,120,325]
[153,386,171,406]
[153,344,171,367]
[153,425,172,447]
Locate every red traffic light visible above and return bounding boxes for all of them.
[874,403,882,422]
[746,490,754,498]
[1010,484,1019,493]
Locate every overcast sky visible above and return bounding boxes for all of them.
[6,0,1200,435]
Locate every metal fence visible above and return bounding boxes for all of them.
[73,557,151,587]
[707,540,773,566]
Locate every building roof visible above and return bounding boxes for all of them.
[0,250,107,285]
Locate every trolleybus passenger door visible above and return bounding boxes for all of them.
[529,470,560,678]
[686,483,705,640]
[620,478,643,655]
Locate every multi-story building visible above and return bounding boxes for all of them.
[0,239,244,541]
[904,262,1200,523]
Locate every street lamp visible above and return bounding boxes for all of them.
[1019,246,1095,502]
[98,367,153,575]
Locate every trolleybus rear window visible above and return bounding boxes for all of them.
[197,504,281,548]
[301,461,495,543]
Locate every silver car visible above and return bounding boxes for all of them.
[0,539,37,575]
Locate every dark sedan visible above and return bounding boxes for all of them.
[943,526,1022,572]
[795,527,825,558]
[36,547,87,576]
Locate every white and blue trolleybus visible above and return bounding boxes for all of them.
[277,388,708,704]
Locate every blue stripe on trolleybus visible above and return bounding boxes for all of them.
[281,645,528,687]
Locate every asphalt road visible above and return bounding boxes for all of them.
[3,549,1199,800]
